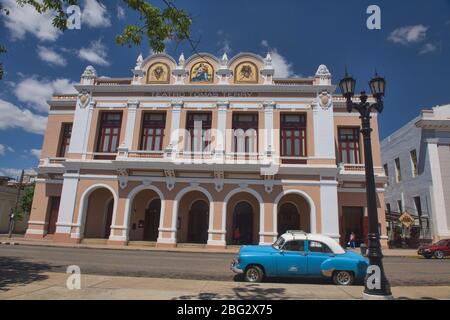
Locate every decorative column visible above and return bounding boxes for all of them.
[131,54,144,84]
[217,53,232,84]
[157,198,177,246]
[261,53,275,85]
[215,101,229,161]
[263,101,275,159]
[319,178,340,242]
[70,66,97,160]
[54,171,80,242]
[172,53,188,85]
[427,139,450,238]
[123,100,139,149]
[165,100,183,159]
[312,65,335,160]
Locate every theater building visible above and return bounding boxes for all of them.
[25,52,388,248]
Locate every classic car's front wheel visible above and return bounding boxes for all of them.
[434,250,445,259]
[332,271,354,286]
[245,265,264,283]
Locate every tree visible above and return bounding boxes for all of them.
[17,183,35,222]
[0,0,194,80]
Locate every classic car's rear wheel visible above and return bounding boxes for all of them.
[332,271,354,286]
[245,265,264,283]
[434,250,445,259]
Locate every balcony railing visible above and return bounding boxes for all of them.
[39,157,66,166]
[338,163,385,175]
[280,156,308,164]
[126,150,164,159]
[225,152,262,161]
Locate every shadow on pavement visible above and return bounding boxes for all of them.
[0,257,52,292]
[232,274,363,286]
[173,284,287,300]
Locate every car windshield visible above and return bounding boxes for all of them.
[272,236,285,250]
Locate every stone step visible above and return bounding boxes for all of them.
[176,243,207,249]
[81,238,108,245]
[128,241,157,247]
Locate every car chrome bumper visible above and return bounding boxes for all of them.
[231,262,243,274]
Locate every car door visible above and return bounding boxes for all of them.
[306,240,335,276]
[445,240,450,256]
[275,240,308,276]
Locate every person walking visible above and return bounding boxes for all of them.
[349,232,357,249]
[233,227,241,245]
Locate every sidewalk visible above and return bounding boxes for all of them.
[0,235,419,257]
[0,272,448,300]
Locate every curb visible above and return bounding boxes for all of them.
[0,241,18,246]
[0,239,420,257]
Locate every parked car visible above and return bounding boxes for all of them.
[417,239,450,259]
[231,231,368,285]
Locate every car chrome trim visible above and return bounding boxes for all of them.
[230,264,243,274]
[321,268,335,278]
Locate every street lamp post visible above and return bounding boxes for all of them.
[339,70,393,299]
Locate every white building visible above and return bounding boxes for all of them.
[381,104,450,244]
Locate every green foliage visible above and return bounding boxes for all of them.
[16,0,79,31]
[0,1,192,80]
[116,0,192,52]
[14,0,192,51]
[0,3,8,80]
[17,183,35,221]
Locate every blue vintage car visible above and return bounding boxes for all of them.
[231,231,368,285]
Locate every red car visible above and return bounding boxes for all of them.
[418,239,450,259]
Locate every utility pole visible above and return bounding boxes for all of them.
[8,170,24,238]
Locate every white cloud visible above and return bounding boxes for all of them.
[0,144,14,156]
[37,46,67,66]
[78,39,110,66]
[217,30,231,54]
[82,0,111,28]
[2,0,62,41]
[30,149,42,159]
[260,41,296,78]
[388,25,428,45]
[117,6,126,20]
[270,49,296,78]
[419,43,437,55]
[0,99,47,135]
[14,78,77,113]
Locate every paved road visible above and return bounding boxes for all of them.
[1,245,449,287]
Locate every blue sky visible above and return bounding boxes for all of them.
[0,0,449,178]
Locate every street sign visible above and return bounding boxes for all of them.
[399,211,414,228]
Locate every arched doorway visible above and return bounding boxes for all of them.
[232,201,254,245]
[84,188,115,239]
[226,191,260,245]
[143,199,161,241]
[276,192,311,237]
[187,200,209,244]
[278,202,300,235]
[128,188,162,242]
[177,190,211,244]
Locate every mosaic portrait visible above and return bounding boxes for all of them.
[147,62,170,83]
[190,62,214,83]
[235,62,258,83]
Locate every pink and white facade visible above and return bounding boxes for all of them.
[26,52,388,248]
